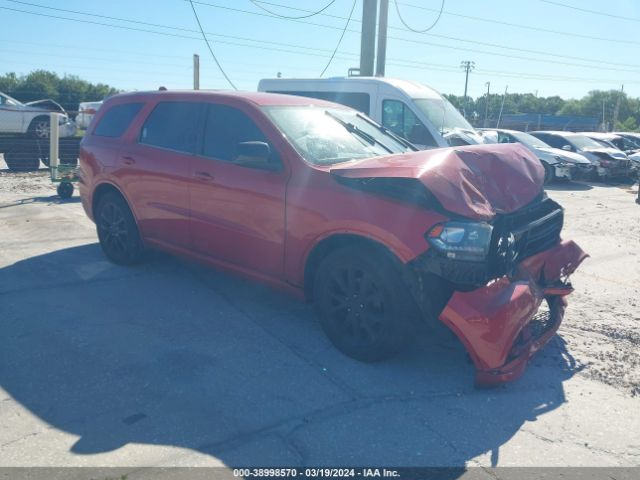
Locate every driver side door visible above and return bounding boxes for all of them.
[189,103,287,278]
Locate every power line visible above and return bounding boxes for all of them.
[249,0,336,19]
[232,0,640,47]
[8,0,639,74]
[186,0,640,72]
[539,0,640,23]
[393,0,444,33]
[4,0,640,84]
[187,0,237,89]
[319,0,356,77]
[396,0,640,47]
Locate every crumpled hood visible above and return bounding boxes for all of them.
[24,98,67,114]
[330,143,545,221]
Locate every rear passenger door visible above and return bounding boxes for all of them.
[117,101,204,249]
[189,103,287,277]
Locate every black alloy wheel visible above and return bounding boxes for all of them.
[314,245,419,362]
[95,192,145,265]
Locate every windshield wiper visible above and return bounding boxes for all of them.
[325,111,393,154]
[355,113,417,151]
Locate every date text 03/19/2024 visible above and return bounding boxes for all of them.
[232,468,400,478]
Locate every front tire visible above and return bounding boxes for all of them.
[28,116,50,139]
[313,244,419,362]
[95,192,145,265]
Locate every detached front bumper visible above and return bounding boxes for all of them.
[438,240,588,386]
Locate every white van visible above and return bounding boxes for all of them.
[257,77,483,149]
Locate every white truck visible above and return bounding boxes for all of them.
[258,76,484,149]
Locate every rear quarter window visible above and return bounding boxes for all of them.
[93,102,144,137]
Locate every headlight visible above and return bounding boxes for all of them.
[426,221,493,261]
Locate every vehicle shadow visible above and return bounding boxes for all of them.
[0,195,80,209]
[0,244,583,468]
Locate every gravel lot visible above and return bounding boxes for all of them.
[0,157,639,470]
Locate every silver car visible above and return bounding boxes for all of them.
[479,128,592,183]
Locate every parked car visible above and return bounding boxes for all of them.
[79,90,587,386]
[76,101,103,130]
[582,132,640,175]
[479,128,592,183]
[258,77,485,149]
[529,131,631,179]
[0,91,76,138]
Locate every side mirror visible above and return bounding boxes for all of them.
[561,144,573,151]
[234,141,279,171]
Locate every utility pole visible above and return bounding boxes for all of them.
[612,84,624,131]
[193,54,200,90]
[360,0,377,76]
[602,99,606,132]
[497,85,508,128]
[483,81,490,127]
[460,60,475,118]
[375,0,388,76]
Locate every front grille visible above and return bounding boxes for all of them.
[490,198,564,274]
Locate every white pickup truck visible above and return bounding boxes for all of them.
[0,91,76,138]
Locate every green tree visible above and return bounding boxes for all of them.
[0,70,119,113]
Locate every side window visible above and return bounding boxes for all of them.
[203,104,279,167]
[382,100,437,147]
[538,134,562,149]
[93,103,143,138]
[139,102,203,154]
[497,132,514,144]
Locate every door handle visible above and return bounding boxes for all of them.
[194,171,215,181]
[122,155,136,165]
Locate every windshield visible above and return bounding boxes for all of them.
[567,134,605,149]
[413,97,473,134]
[510,131,551,149]
[263,106,412,166]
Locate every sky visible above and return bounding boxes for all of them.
[1,0,639,100]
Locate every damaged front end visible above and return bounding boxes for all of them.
[330,144,587,385]
[411,196,588,385]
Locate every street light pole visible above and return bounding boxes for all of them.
[360,0,377,76]
[375,0,389,76]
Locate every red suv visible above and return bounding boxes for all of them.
[79,90,587,385]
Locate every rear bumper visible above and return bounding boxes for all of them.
[438,240,588,386]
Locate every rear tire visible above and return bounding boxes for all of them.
[95,192,145,265]
[4,141,40,172]
[313,244,419,362]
